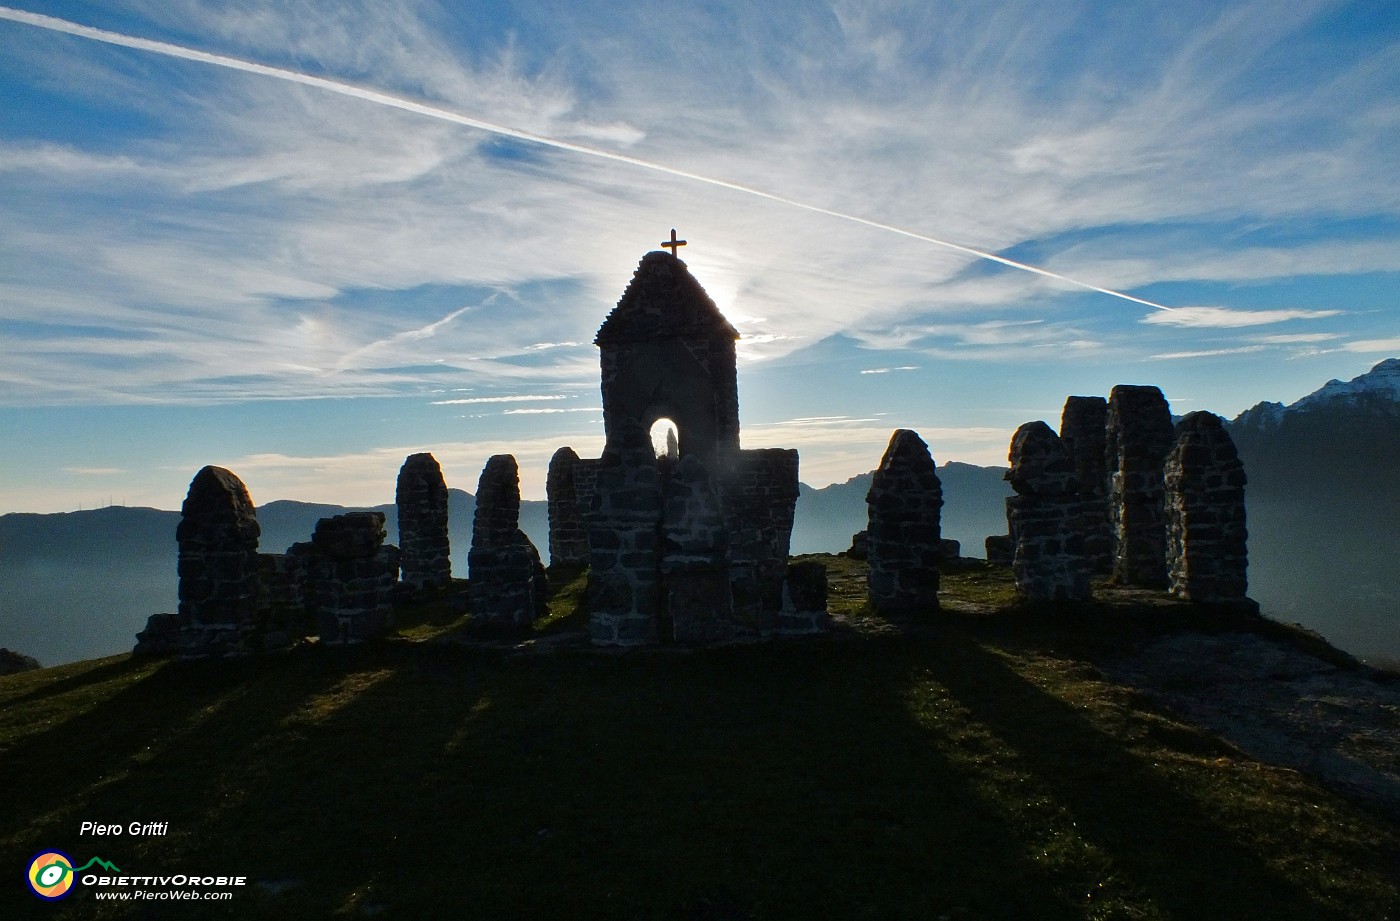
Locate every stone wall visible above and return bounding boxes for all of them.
[587,443,664,646]
[304,512,399,644]
[547,446,590,567]
[1164,412,1250,603]
[1106,385,1175,587]
[865,429,943,615]
[177,465,262,654]
[721,448,800,632]
[1059,395,1113,574]
[661,453,734,643]
[396,452,451,590]
[1005,421,1093,601]
[468,454,548,631]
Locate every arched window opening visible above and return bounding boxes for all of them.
[650,418,680,461]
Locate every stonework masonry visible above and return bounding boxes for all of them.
[587,440,665,646]
[546,446,590,567]
[576,250,820,645]
[1059,395,1113,574]
[1106,385,1176,587]
[661,452,733,644]
[302,512,399,644]
[1164,412,1250,604]
[865,429,943,615]
[396,452,451,591]
[1004,421,1093,601]
[177,465,262,654]
[468,454,548,631]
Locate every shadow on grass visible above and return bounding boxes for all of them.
[930,630,1373,920]
[0,654,155,708]
[3,630,1395,920]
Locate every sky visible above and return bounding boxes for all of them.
[2,0,1398,513]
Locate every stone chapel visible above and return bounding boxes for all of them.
[546,245,828,645]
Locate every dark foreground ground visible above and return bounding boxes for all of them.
[3,557,1397,920]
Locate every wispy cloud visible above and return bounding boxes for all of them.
[1343,338,1400,354]
[1141,306,1344,328]
[430,394,576,406]
[859,366,919,375]
[1148,345,1270,361]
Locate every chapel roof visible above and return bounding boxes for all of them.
[594,251,740,346]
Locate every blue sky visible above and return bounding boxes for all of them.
[2,0,1398,513]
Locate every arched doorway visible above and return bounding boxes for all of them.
[649,417,680,462]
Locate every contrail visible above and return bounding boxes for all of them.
[0,5,1174,312]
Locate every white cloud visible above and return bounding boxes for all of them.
[1141,306,1343,328]
[1343,338,1400,354]
[430,394,576,406]
[1148,345,1269,361]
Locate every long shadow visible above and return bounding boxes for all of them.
[931,628,1373,920]
[0,648,355,875]
[207,637,1084,919]
[0,654,156,708]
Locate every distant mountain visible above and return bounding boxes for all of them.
[1226,358,1400,663]
[791,462,1012,556]
[1227,358,1400,498]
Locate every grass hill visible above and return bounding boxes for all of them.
[3,558,1397,920]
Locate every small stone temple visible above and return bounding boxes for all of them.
[549,243,824,645]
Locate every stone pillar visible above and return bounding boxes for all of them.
[396,452,452,590]
[177,465,262,654]
[661,453,733,643]
[547,446,590,567]
[587,441,663,646]
[305,512,399,644]
[1106,385,1175,587]
[1005,421,1093,601]
[468,454,548,631]
[1059,395,1113,574]
[865,429,943,615]
[1164,412,1250,603]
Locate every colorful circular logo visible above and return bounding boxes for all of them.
[27,850,76,901]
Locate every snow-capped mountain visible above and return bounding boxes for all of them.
[1232,358,1400,432]
[1291,358,1400,412]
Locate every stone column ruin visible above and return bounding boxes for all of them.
[468,454,548,631]
[177,465,262,654]
[304,512,400,644]
[546,446,590,567]
[396,452,452,591]
[1004,421,1093,601]
[1164,412,1250,604]
[865,429,943,615]
[1058,395,1113,574]
[1106,384,1175,587]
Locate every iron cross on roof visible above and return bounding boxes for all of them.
[661,228,687,256]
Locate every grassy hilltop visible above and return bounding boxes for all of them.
[3,558,1397,920]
